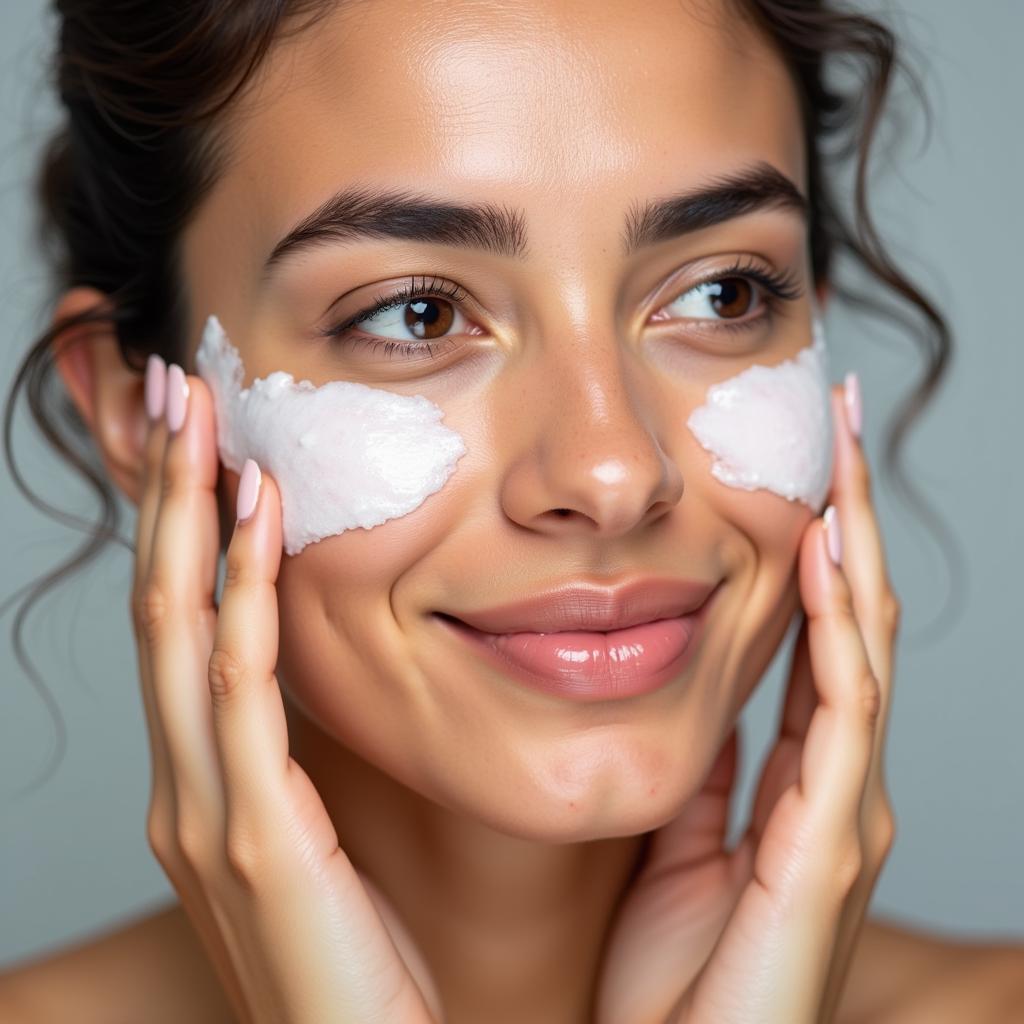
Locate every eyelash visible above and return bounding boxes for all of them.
[319,261,804,359]
[320,275,469,361]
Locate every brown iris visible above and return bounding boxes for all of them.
[707,277,755,319]
[404,298,455,340]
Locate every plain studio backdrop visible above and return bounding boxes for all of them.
[1,0,1021,967]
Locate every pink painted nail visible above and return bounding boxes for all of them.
[844,371,863,439]
[165,363,189,434]
[236,459,262,524]
[823,505,842,567]
[144,354,166,421]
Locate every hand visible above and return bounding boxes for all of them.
[131,365,442,1024]
[594,380,899,1024]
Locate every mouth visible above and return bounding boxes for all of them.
[435,578,721,702]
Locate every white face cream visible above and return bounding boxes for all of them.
[195,315,467,555]
[685,315,834,509]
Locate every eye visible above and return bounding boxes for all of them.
[321,276,476,359]
[653,261,803,328]
[663,276,761,321]
[355,293,470,343]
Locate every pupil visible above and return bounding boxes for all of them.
[710,278,753,318]
[404,298,454,339]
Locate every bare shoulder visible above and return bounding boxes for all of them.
[837,914,1024,1024]
[0,902,236,1024]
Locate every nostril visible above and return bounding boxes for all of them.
[552,508,573,517]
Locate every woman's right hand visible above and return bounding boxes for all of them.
[130,359,443,1024]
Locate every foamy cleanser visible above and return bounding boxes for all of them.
[196,315,466,555]
[686,314,834,509]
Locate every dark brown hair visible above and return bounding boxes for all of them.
[3,0,952,793]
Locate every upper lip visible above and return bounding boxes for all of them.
[444,578,719,634]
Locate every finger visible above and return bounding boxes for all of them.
[133,363,253,1023]
[796,512,879,853]
[746,616,813,846]
[780,614,815,740]
[145,367,225,817]
[131,355,173,798]
[133,354,169,597]
[828,380,900,690]
[207,461,290,842]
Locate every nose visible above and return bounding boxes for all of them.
[499,344,685,540]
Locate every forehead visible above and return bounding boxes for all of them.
[191,0,804,290]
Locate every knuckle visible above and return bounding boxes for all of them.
[223,548,244,589]
[833,841,864,894]
[146,811,178,870]
[858,670,882,728]
[208,646,248,705]
[175,811,209,867]
[881,590,902,631]
[222,552,244,590]
[135,581,170,643]
[224,826,264,891]
[870,803,897,862]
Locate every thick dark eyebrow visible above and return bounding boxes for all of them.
[622,161,807,254]
[261,161,806,275]
[263,186,529,274]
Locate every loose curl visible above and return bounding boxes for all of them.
[3,0,953,794]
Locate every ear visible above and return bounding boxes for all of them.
[51,286,149,506]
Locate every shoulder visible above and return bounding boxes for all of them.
[838,914,1024,1024]
[3,905,1021,1023]
[0,902,236,1024]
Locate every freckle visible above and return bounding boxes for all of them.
[568,801,576,809]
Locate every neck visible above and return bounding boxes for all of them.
[285,697,648,1024]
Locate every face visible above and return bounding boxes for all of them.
[179,0,823,841]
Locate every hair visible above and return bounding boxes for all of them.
[4,0,953,794]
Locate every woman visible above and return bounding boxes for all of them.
[2,0,1021,1021]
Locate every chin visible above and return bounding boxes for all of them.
[457,723,723,844]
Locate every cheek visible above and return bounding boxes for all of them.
[686,327,834,512]
[271,418,489,705]
[196,314,467,557]
[693,484,812,720]
[714,485,812,565]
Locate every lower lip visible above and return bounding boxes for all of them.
[437,590,717,702]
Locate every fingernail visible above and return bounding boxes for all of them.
[236,458,262,524]
[823,505,842,567]
[844,371,863,439]
[165,363,189,434]
[144,354,166,421]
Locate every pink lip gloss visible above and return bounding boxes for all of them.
[440,591,717,702]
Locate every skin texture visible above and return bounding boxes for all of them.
[24,0,940,1021]
[181,1,819,1013]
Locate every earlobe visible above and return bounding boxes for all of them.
[50,286,149,506]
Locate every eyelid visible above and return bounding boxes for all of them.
[658,257,803,309]
[324,275,473,336]
[321,257,804,359]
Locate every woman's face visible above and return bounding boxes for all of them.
[180,0,817,841]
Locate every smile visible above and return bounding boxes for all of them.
[436,578,721,702]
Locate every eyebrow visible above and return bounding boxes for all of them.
[261,160,806,275]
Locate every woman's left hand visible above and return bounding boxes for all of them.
[594,379,900,1024]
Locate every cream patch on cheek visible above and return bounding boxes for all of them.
[685,316,834,509]
[195,315,466,555]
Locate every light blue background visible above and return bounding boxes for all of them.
[2,0,1021,966]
